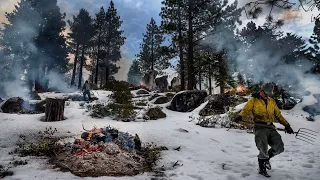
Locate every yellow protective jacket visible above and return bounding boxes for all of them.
[239,93,289,126]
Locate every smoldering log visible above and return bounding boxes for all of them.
[44,98,65,122]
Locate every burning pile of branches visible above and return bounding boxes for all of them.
[139,81,151,91]
[224,83,248,96]
[52,126,162,177]
[62,125,137,155]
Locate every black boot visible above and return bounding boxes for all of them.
[265,149,275,170]
[258,158,270,177]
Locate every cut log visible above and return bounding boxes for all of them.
[44,98,65,122]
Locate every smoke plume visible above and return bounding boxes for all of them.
[0,1,75,99]
[202,22,319,95]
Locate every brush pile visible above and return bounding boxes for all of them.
[54,126,160,177]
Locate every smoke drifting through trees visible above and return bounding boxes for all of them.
[0,0,126,97]
[201,20,319,93]
[0,0,73,98]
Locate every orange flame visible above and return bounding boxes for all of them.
[224,83,247,95]
[236,83,247,93]
[140,81,150,90]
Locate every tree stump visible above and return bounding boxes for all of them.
[44,98,65,122]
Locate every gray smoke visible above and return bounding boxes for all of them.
[201,22,319,94]
[0,2,75,99]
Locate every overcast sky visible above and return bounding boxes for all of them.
[0,0,319,80]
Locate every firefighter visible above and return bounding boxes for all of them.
[82,80,91,101]
[233,82,294,177]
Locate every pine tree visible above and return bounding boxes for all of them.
[161,0,242,90]
[305,18,320,74]
[137,18,168,74]
[161,0,187,90]
[93,7,106,84]
[67,8,95,89]
[127,60,142,85]
[1,0,68,91]
[67,17,81,86]
[102,0,125,87]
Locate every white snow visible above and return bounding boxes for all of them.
[1,88,320,180]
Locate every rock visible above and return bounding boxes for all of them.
[199,95,247,116]
[148,94,161,101]
[154,96,170,104]
[29,92,41,100]
[103,143,121,155]
[171,77,180,88]
[199,95,230,116]
[1,97,46,114]
[275,97,297,110]
[167,90,207,112]
[155,76,168,92]
[33,100,46,113]
[136,89,150,95]
[1,97,24,113]
[144,107,166,120]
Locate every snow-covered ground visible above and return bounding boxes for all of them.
[0,88,320,180]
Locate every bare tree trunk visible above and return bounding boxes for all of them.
[178,1,185,91]
[35,67,41,91]
[198,69,202,90]
[105,43,110,87]
[187,0,194,90]
[78,44,85,89]
[105,65,109,87]
[95,33,101,84]
[44,98,65,122]
[100,68,104,88]
[208,64,212,95]
[71,43,80,86]
[220,83,225,95]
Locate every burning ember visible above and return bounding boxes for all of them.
[140,81,150,91]
[224,83,247,96]
[236,83,247,93]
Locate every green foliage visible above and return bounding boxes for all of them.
[111,83,132,105]
[89,79,136,120]
[135,100,147,106]
[107,103,136,120]
[127,60,142,85]
[136,18,169,73]
[13,127,61,157]
[139,143,161,170]
[145,106,167,120]
[87,103,111,118]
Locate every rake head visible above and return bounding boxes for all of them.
[294,128,319,145]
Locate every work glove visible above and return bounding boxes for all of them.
[233,115,242,123]
[285,125,294,134]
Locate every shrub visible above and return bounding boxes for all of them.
[144,106,166,120]
[13,127,62,157]
[138,143,161,170]
[135,101,147,106]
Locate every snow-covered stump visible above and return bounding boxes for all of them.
[43,98,65,122]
